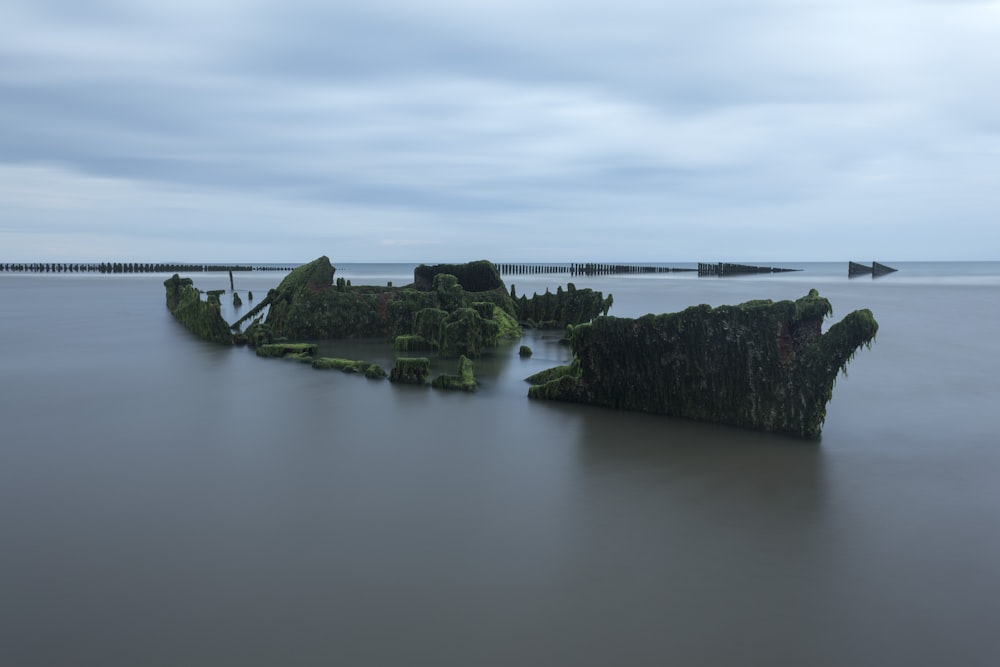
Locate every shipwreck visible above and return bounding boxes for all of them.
[165,257,877,438]
[527,290,877,438]
[164,256,610,389]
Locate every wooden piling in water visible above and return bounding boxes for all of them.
[698,262,799,277]
[0,262,297,274]
[494,263,695,277]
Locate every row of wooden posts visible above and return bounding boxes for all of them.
[696,263,800,277]
[495,263,696,276]
[496,263,803,277]
[5,260,889,279]
[0,262,295,274]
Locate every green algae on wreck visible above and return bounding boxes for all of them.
[527,290,878,438]
[231,257,607,356]
[233,256,525,358]
[431,355,477,392]
[514,282,613,329]
[255,342,318,360]
[163,274,234,345]
[390,357,431,385]
[413,260,503,292]
[364,364,388,379]
[311,357,370,373]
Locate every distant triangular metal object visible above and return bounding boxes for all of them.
[872,261,898,276]
[848,261,873,277]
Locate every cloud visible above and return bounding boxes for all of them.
[2,0,999,261]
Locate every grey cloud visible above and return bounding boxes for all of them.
[2,0,999,261]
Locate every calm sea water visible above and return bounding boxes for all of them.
[1,262,999,666]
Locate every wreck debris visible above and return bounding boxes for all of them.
[196,256,607,352]
[514,283,613,329]
[231,256,531,358]
[310,357,386,378]
[527,290,878,438]
[163,274,234,345]
[390,357,431,385]
[255,342,317,362]
[431,355,478,392]
[414,260,504,292]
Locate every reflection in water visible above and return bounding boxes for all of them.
[544,409,832,663]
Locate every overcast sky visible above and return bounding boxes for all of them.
[2,0,998,262]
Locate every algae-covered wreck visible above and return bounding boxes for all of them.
[165,256,611,389]
[163,274,234,345]
[165,257,878,437]
[226,256,608,355]
[527,290,877,438]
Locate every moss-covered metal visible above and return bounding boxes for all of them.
[230,257,518,359]
[389,357,431,385]
[431,355,477,392]
[311,357,369,373]
[515,282,613,329]
[525,361,579,387]
[365,364,388,380]
[393,334,439,353]
[484,303,522,340]
[527,290,878,438]
[413,260,504,292]
[163,274,234,345]
[255,342,318,359]
[440,308,497,358]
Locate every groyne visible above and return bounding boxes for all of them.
[697,262,800,277]
[495,263,695,276]
[0,262,295,273]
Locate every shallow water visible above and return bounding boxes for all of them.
[1,263,998,666]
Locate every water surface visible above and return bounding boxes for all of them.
[1,262,998,666]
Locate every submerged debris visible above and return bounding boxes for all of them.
[390,357,431,385]
[431,355,478,392]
